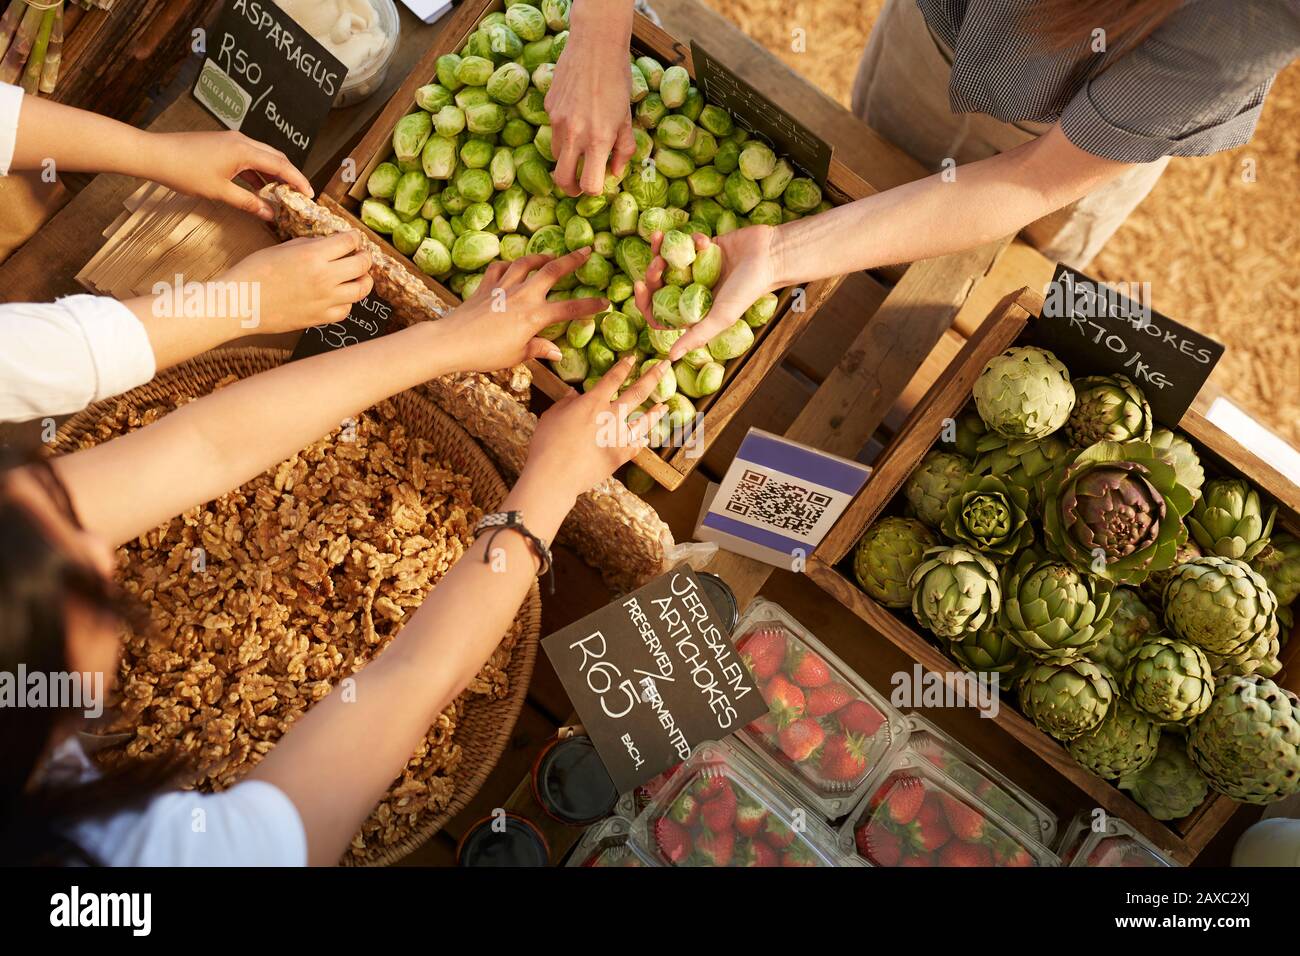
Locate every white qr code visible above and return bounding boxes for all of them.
[723,469,834,536]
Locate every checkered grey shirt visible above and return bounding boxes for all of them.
[915,0,1300,162]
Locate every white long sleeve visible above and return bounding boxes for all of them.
[0,80,22,176]
[0,295,156,422]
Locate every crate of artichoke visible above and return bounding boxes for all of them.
[806,288,1300,864]
[322,0,866,490]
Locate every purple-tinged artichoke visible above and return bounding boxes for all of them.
[972,432,1071,513]
[1087,586,1161,674]
[1163,556,1278,658]
[940,473,1034,558]
[909,546,1002,640]
[1018,658,1117,741]
[1064,374,1153,447]
[1122,636,1214,724]
[853,516,939,608]
[902,450,972,529]
[1118,735,1209,821]
[1149,428,1205,502]
[1253,532,1300,606]
[1041,440,1194,586]
[1187,676,1300,805]
[972,346,1075,440]
[1066,700,1161,780]
[949,623,1025,676]
[1187,478,1275,562]
[998,551,1113,661]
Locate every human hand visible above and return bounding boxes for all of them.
[633,225,779,361]
[438,248,611,373]
[149,130,314,221]
[525,357,669,501]
[216,233,372,333]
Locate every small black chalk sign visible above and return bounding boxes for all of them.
[290,291,392,361]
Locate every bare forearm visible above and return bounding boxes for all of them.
[120,291,243,372]
[570,0,633,45]
[11,95,153,177]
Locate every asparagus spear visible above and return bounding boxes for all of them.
[0,3,42,85]
[20,4,54,94]
[0,0,27,65]
[38,0,60,93]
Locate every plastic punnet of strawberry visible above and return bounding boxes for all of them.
[844,754,1060,867]
[1057,812,1177,868]
[902,712,1057,848]
[632,740,845,867]
[566,817,656,868]
[733,599,903,815]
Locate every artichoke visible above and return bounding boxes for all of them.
[998,552,1112,661]
[1187,676,1300,805]
[1252,532,1300,607]
[1087,586,1161,674]
[941,405,987,459]
[1163,556,1278,657]
[1139,537,1202,609]
[949,624,1025,676]
[909,547,1002,640]
[902,450,972,529]
[1064,374,1153,447]
[1186,478,1276,562]
[972,432,1070,513]
[1122,636,1214,724]
[1066,700,1161,780]
[853,516,939,608]
[1149,428,1205,502]
[1041,440,1194,586]
[1118,736,1209,821]
[1018,658,1117,741]
[972,346,1075,440]
[1204,624,1281,679]
[940,474,1034,557]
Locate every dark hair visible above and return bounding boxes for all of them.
[1027,0,1185,52]
[0,448,184,865]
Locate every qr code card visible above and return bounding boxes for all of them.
[695,429,871,570]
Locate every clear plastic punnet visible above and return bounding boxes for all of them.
[1057,811,1179,867]
[629,739,847,867]
[901,712,1058,848]
[839,751,1061,867]
[566,816,657,868]
[731,598,907,820]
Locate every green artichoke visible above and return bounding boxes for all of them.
[941,405,987,459]
[1087,587,1161,674]
[1064,374,1153,447]
[909,547,1002,640]
[940,473,1034,557]
[1139,537,1202,609]
[949,624,1025,677]
[1122,636,1214,724]
[1163,556,1278,657]
[1187,676,1300,805]
[902,450,972,529]
[972,432,1070,513]
[1041,440,1194,586]
[972,346,1075,440]
[1252,532,1300,606]
[1149,428,1205,502]
[1066,700,1161,780]
[998,552,1112,661]
[1204,624,1281,679]
[1118,735,1209,821]
[853,516,939,608]
[1018,658,1117,741]
[1186,478,1276,562]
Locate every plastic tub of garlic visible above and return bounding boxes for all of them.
[276,0,401,107]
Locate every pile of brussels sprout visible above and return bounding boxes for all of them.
[359,0,830,434]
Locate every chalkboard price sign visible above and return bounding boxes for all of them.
[193,0,345,167]
[290,291,392,361]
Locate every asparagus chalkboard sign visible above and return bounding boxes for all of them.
[542,567,767,793]
[1028,264,1224,426]
[193,0,345,167]
[690,41,833,187]
[290,291,392,361]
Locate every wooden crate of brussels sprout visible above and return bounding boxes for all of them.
[322,0,870,490]
[806,288,1300,864]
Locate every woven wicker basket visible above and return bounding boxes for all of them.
[51,347,541,866]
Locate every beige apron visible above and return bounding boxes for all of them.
[850,0,1169,268]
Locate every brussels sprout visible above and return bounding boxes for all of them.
[632,128,654,165]
[664,393,697,431]
[459,137,493,169]
[449,214,467,237]
[666,179,690,209]
[448,273,469,296]
[660,263,691,287]
[465,203,498,233]
[575,194,608,218]
[622,298,646,329]
[520,194,557,232]
[737,142,777,180]
[690,243,723,289]
[393,170,431,219]
[656,115,698,151]
[392,217,429,256]
[626,167,669,209]
[455,86,490,109]
[436,53,464,92]
[501,118,535,148]
[396,155,423,174]
[783,177,822,212]
[685,166,726,199]
[462,272,487,299]
[439,183,468,214]
[749,200,783,226]
[641,358,678,402]
[673,360,700,398]
[487,22,525,59]
[656,229,694,271]
[659,66,690,108]
[428,215,457,250]
[564,215,594,251]
[654,147,695,180]
[576,251,613,288]
[551,28,570,60]
[572,284,603,300]
[500,233,528,261]
[698,105,734,137]
[606,273,634,305]
[512,144,543,170]
[466,103,506,134]
[367,162,401,199]
[678,282,713,326]
[724,170,762,213]
[566,316,596,349]
[587,336,617,376]
[555,196,577,227]
[713,139,741,175]
[413,237,453,277]
[678,346,712,370]
[634,55,665,90]
[457,55,494,87]
[522,37,555,71]
[592,231,617,257]
[505,3,545,41]
[392,111,433,163]
[629,62,649,104]
[711,210,739,235]
[652,285,682,328]
[451,231,501,271]
[616,236,653,283]
[637,326,654,354]
[744,292,779,328]
[420,194,445,220]
[361,198,402,234]
[782,208,801,222]
[534,124,555,162]
[542,0,571,31]
[454,167,493,203]
[636,207,674,241]
[686,128,718,166]
[761,158,794,200]
[420,135,456,180]
[521,225,560,259]
[609,192,640,236]
[528,61,555,95]
[680,87,705,123]
[690,198,724,228]
[630,408,672,447]
[415,83,453,114]
[539,320,568,341]
[484,149,514,192]
[635,93,668,129]
[695,361,724,395]
[600,310,637,351]
[518,88,549,126]
[517,160,554,198]
[707,319,755,361]
[485,62,528,105]
[554,344,589,383]
[484,186,518,233]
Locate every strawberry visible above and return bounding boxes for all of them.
[997,845,1035,867]
[738,626,787,681]
[837,699,886,739]
[763,674,806,725]
[855,822,902,866]
[777,717,825,762]
[872,774,924,825]
[939,792,990,843]
[692,829,735,866]
[747,712,778,739]
[806,682,855,717]
[939,842,992,867]
[668,792,700,827]
[818,732,871,782]
[762,815,796,849]
[690,774,731,801]
[739,838,779,867]
[910,796,951,852]
[900,851,933,867]
[700,785,738,832]
[734,793,769,837]
[786,646,832,688]
[781,844,818,867]
[653,816,692,863]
